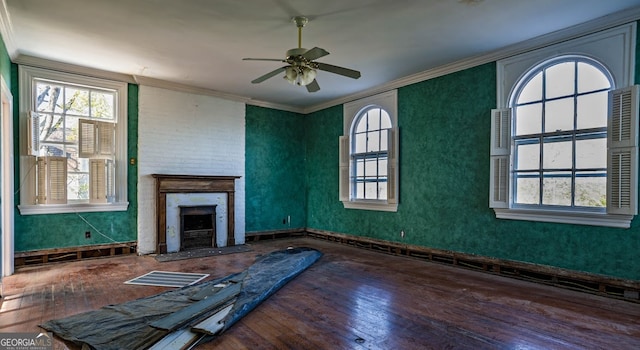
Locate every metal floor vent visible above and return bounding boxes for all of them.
[124,271,209,287]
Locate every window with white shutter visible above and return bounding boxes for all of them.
[340,90,398,212]
[491,23,636,228]
[491,26,637,228]
[18,66,128,215]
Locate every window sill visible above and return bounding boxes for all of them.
[342,200,398,212]
[18,202,129,215]
[493,208,632,228]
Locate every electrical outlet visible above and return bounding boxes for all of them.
[400,230,405,238]
[85,231,91,239]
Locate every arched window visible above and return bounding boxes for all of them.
[340,90,398,212]
[510,56,612,209]
[351,106,392,200]
[490,41,639,228]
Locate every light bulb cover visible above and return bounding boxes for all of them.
[284,66,297,84]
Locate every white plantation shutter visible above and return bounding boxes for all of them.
[89,159,115,203]
[79,120,96,157]
[339,135,350,201]
[27,111,40,156]
[489,108,511,208]
[36,156,67,204]
[98,122,115,155]
[79,120,115,158]
[607,86,639,215]
[387,128,399,204]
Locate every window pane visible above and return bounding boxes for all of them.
[577,92,607,129]
[39,115,64,143]
[543,140,572,169]
[356,159,364,176]
[379,158,388,176]
[379,129,388,151]
[355,133,366,153]
[545,98,574,133]
[368,110,380,130]
[36,83,63,113]
[66,146,81,172]
[576,138,606,169]
[76,157,90,173]
[68,173,89,200]
[515,103,542,135]
[518,72,542,104]
[364,159,377,176]
[367,131,380,152]
[380,111,392,129]
[39,144,64,157]
[577,62,610,93]
[91,91,115,119]
[546,62,575,98]
[65,117,79,143]
[356,182,365,199]
[378,182,387,200]
[542,172,571,206]
[365,182,377,199]
[515,143,539,170]
[355,117,367,132]
[575,173,606,207]
[65,87,90,116]
[515,174,539,205]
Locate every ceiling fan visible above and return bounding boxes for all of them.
[243,16,361,93]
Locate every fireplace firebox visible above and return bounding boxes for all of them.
[180,205,216,250]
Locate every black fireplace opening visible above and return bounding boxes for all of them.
[180,205,217,251]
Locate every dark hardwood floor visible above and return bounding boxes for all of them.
[1,237,639,349]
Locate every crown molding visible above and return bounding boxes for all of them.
[132,75,304,112]
[0,0,16,59]
[14,54,137,83]
[302,5,640,114]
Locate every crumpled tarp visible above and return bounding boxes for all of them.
[40,247,323,350]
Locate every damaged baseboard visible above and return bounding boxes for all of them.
[14,241,137,268]
[247,228,640,303]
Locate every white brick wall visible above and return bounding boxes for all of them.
[137,86,245,254]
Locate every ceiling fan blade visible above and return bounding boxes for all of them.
[243,58,285,62]
[302,47,329,61]
[306,79,320,93]
[251,66,287,84]
[316,62,361,79]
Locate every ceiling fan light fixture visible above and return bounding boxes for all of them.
[284,66,297,84]
[299,66,316,86]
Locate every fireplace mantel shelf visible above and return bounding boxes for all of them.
[152,174,241,254]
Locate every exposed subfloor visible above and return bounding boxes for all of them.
[1,237,639,349]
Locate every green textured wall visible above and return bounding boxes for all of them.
[245,105,306,232]
[0,36,11,86]
[12,84,138,252]
[304,63,640,281]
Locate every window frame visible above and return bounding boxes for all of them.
[341,90,398,212]
[510,56,612,211]
[492,23,637,228]
[18,66,128,215]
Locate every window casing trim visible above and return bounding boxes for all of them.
[492,23,636,227]
[17,66,128,215]
[493,208,632,228]
[341,90,398,212]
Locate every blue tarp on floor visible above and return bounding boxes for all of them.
[40,247,323,350]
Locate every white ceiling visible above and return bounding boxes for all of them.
[2,0,640,112]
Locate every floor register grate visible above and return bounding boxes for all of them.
[124,271,209,287]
